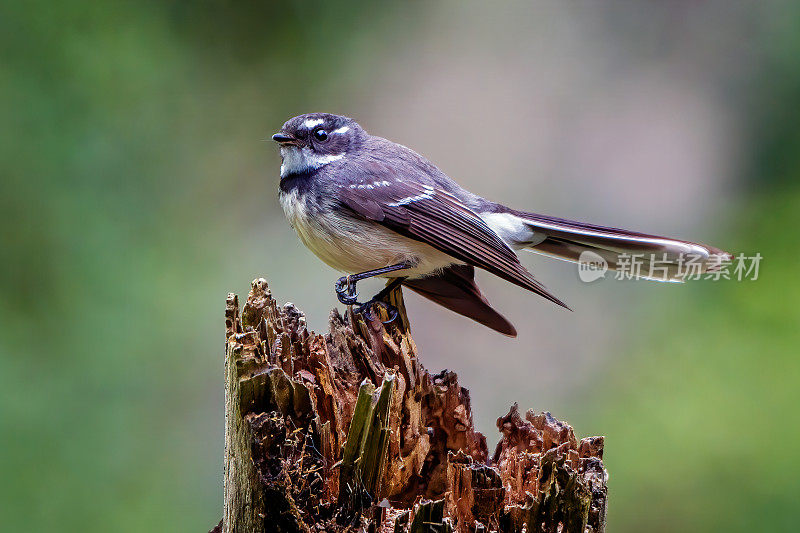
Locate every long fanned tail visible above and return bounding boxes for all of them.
[403,265,517,336]
[504,208,732,281]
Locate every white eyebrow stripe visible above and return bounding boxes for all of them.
[303,118,324,128]
[332,126,350,134]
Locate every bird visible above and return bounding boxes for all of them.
[272,112,730,336]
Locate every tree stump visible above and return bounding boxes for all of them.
[215,278,607,532]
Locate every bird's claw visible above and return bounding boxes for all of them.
[335,275,399,324]
[356,300,399,325]
[335,276,359,305]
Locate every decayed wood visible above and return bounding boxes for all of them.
[223,293,265,532]
[218,277,607,532]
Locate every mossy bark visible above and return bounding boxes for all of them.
[216,278,607,533]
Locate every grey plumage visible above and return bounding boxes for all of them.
[274,112,730,335]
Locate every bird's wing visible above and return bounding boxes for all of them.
[337,177,569,309]
[402,265,517,336]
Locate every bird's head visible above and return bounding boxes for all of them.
[272,113,365,178]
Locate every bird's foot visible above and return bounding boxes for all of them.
[335,276,360,305]
[355,299,399,325]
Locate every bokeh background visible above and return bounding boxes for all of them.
[2,1,798,531]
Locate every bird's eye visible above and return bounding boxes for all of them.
[313,128,328,142]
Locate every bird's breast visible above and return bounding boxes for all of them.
[279,188,457,277]
[280,188,353,270]
[279,188,320,247]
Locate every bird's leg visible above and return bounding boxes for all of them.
[335,262,412,314]
[356,277,406,324]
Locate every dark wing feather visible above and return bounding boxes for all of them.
[338,178,569,309]
[403,265,517,336]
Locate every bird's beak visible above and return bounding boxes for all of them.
[272,132,300,146]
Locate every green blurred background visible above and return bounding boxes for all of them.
[1,1,798,531]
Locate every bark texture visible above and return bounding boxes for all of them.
[218,278,607,533]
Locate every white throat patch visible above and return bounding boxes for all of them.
[280,146,344,178]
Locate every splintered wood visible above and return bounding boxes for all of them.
[220,278,607,533]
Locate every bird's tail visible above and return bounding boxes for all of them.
[403,265,517,336]
[502,208,731,281]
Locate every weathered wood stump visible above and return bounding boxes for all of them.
[216,278,607,532]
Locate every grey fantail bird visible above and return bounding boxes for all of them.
[272,112,730,336]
